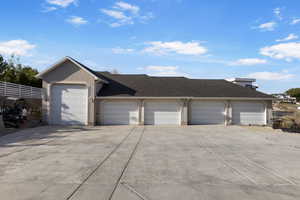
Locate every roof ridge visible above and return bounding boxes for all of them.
[149,76,186,78]
[97,72,149,76]
[188,78,225,80]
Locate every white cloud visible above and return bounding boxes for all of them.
[291,18,300,25]
[141,65,184,76]
[257,21,277,31]
[100,9,133,27]
[260,42,300,61]
[42,6,57,12]
[109,22,122,27]
[230,58,267,66]
[100,2,152,27]
[114,1,139,14]
[66,16,88,26]
[273,7,283,20]
[144,41,207,56]
[46,0,76,8]
[112,47,134,54]
[276,33,298,42]
[248,71,294,80]
[101,9,127,20]
[0,40,36,56]
[140,12,154,22]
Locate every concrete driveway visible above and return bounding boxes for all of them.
[0,125,300,200]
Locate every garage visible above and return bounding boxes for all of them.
[99,101,139,125]
[38,57,274,126]
[232,101,266,125]
[50,84,88,125]
[144,101,181,125]
[190,101,226,125]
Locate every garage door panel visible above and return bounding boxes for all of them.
[145,101,181,125]
[191,101,225,125]
[232,102,266,125]
[100,101,139,125]
[50,85,88,125]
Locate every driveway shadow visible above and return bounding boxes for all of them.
[0,126,99,148]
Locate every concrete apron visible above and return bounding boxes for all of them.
[68,126,144,200]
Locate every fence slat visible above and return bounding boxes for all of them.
[0,81,43,99]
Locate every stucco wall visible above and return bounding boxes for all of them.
[42,60,96,125]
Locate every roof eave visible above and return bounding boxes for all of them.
[96,96,275,100]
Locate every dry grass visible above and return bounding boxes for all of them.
[273,103,300,131]
[275,103,299,111]
[295,112,300,125]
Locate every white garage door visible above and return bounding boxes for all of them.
[190,101,225,125]
[144,101,181,125]
[99,101,139,125]
[232,101,266,125]
[50,84,88,125]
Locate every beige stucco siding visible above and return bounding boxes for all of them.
[42,60,96,125]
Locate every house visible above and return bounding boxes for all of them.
[226,78,258,90]
[272,93,297,104]
[37,57,274,126]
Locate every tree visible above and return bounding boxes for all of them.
[0,55,42,87]
[0,56,8,72]
[286,88,300,101]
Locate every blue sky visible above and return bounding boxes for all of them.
[1,0,300,93]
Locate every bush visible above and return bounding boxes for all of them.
[272,119,281,129]
[281,118,295,129]
[295,112,300,125]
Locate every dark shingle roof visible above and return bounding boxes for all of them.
[96,72,272,98]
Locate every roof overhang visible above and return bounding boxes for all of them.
[96,96,275,100]
[36,57,107,83]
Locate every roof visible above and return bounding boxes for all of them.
[37,57,273,99]
[96,72,273,99]
[66,57,106,81]
[36,57,107,83]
